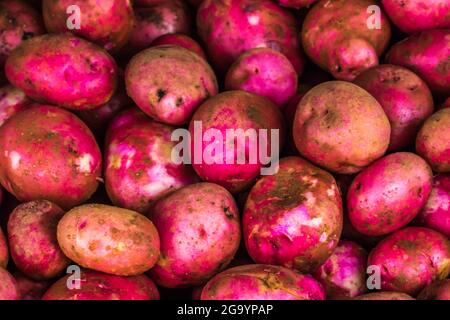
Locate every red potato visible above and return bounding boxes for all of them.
[382,0,450,34]
[347,152,433,236]
[416,174,450,237]
[5,34,118,111]
[57,204,160,276]
[126,0,191,56]
[0,226,7,268]
[354,65,434,151]
[386,29,450,97]
[126,45,218,125]
[416,109,450,173]
[189,91,285,194]
[277,0,318,9]
[418,279,450,300]
[0,267,19,300]
[293,81,391,174]
[225,48,298,107]
[201,264,325,300]
[104,109,198,213]
[368,227,450,295]
[149,183,241,288]
[42,270,160,300]
[0,0,45,66]
[0,105,102,210]
[8,200,70,280]
[151,34,207,59]
[354,292,414,300]
[43,0,134,52]
[197,0,304,75]
[314,241,368,299]
[302,0,391,81]
[13,271,50,300]
[0,84,30,128]
[243,157,343,273]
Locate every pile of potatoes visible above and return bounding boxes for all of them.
[0,0,449,300]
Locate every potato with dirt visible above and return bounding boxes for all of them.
[293,81,391,174]
[148,183,241,288]
[197,0,304,75]
[314,241,368,299]
[416,174,450,237]
[354,65,434,151]
[416,109,450,173]
[104,109,198,213]
[57,204,160,276]
[0,105,102,210]
[5,34,118,111]
[225,48,298,107]
[201,264,325,300]
[381,0,450,34]
[386,29,450,97]
[0,267,19,300]
[126,45,218,125]
[302,0,391,81]
[243,157,343,273]
[0,0,45,67]
[8,200,71,280]
[189,91,285,194]
[43,0,134,52]
[0,85,30,128]
[418,279,450,300]
[347,152,433,236]
[368,227,450,295]
[42,270,160,300]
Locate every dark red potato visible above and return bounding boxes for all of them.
[0,105,102,210]
[347,152,433,236]
[8,200,71,280]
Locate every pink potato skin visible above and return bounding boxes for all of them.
[382,0,450,34]
[302,0,391,81]
[243,157,343,273]
[354,65,434,151]
[314,241,368,299]
[293,81,391,174]
[189,91,285,194]
[7,200,71,280]
[43,0,134,52]
[42,270,160,300]
[0,0,45,66]
[13,271,50,300]
[201,264,325,300]
[0,267,19,300]
[0,105,102,210]
[105,109,199,213]
[149,183,241,288]
[5,34,118,111]
[126,0,191,56]
[348,152,433,236]
[277,0,318,9]
[354,292,414,300]
[0,226,7,268]
[151,34,207,59]
[57,204,160,276]
[418,279,450,300]
[125,45,218,125]
[225,48,298,107]
[0,84,30,128]
[197,0,304,75]
[386,29,450,97]
[416,109,450,173]
[416,174,450,237]
[368,227,450,295]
